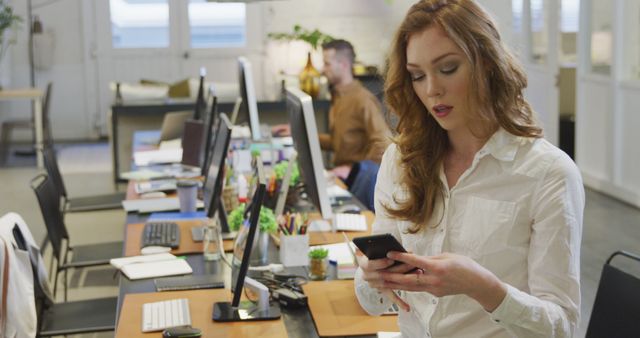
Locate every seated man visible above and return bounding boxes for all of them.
[319,39,391,178]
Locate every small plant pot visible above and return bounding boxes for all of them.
[309,257,328,280]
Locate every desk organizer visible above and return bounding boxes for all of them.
[279,234,309,267]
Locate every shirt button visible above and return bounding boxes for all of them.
[494,319,501,323]
[432,299,438,304]
[439,228,444,233]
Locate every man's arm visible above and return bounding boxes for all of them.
[319,133,332,151]
[363,99,392,163]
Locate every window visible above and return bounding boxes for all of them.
[109,0,246,49]
[110,0,170,48]
[188,1,246,48]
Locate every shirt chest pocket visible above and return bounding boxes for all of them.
[456,196,517,258]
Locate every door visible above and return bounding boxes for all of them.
[519,0,561,145]
[87,0,261,136]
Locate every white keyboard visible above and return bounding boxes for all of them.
[334,213,367,232]
[142,298,191,332]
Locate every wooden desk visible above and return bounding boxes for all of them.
[117,191,381,337]
[0,88,44,168]
[115,289,288,337]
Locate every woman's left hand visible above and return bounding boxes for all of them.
[379,252,508,312]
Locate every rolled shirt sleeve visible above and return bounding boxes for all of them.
[355,144,403,315]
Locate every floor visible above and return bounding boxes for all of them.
[1,142,639,337]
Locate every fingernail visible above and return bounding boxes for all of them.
[386,252,395,259]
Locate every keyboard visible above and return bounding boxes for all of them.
[334,213,367,232]
[142,222,180,248]
[155,274,224,292]
[142,298,191,332]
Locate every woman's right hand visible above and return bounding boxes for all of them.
[355,249,412,312]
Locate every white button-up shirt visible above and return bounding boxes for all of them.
[355,129,584,338]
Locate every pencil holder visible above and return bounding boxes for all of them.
[279,234,309,267]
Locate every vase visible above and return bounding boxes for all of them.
[250,229,270,266]
[299,52,321,98]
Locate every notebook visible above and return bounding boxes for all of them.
[160,111,192,142]
[110,253,176,269]
[120,259,192,280]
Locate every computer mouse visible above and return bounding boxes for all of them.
[162,326,202,338]
[140,246,172,255]
[335,204,362,214]
[140,191,167,199]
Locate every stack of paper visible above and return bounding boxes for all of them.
[121,197,204,213]
[134,148,183,166]
[110,253,192,280]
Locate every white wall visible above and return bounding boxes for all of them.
[3,0,93,140]
[1,0,515,142]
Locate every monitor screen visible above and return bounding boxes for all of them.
[230,158,266,305]
[193,73,206,120]
[285,87,333,220]
[200,95,218,176]
[237,57,262,141]
[202,113,232,220]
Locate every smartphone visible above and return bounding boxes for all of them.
[352,233,408,267]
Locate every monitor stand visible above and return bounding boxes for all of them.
[212,301,281,322]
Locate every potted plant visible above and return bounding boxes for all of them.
[308,248,329,280]
[0,3,22,87]
[267,25,335,98]
[228,204,277,265]
[267,25,334,51]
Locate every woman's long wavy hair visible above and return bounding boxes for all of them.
[384,0,542,233]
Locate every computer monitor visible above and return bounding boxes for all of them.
[193,68,206,120]
[202,113,232,225]
[237,57,262,141]
[212,160,280,322]
[200,95,218,176]
[285,87,333,220]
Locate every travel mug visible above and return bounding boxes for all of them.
[177,180,198,213]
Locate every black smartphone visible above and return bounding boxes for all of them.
[352,233,408,267]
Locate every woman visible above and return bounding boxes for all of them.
[354,1,584,337]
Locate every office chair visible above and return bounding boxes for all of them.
[0,212,117,337]
[31,174,122,301]
[42,145,126,213]
[585,250,640,338]
[0,82,52,165]
[344,160,380,212]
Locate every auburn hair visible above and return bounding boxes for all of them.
[383,0,542,233]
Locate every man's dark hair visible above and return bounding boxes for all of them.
[322,39,356,66]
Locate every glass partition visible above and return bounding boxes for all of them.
[589,0,613,75]
[529,0,548,64]
[625,0,640,80]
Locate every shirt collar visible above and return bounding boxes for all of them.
[478,128,531,162]
[332,80,361,97]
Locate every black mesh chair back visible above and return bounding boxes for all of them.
[585,251,640,338]
[31,174,69,260]
[42,82,53,148]
[42,145,68,205]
